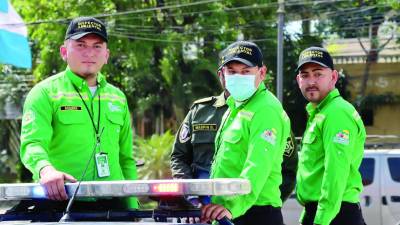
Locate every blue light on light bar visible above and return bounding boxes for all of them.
[32,186,46,198]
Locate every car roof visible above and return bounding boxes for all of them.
[364,149,400,155]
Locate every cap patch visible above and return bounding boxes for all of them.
[219,41,263,69]
[77,21,102,31]
[296,46,334,71]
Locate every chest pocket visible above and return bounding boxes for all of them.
[300,131,319,164]
[223,130,242,144]
[58,110,86,125]
[191,132,216,144]
[106,112,124,126]
[302,132,316,145]
[105,112,124,149]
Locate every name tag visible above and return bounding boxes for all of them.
[60,106,82,111]
[193,124,217,131]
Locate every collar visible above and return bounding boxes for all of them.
[306,88,340,115]
[65,67,107,90]
[213,92,227,107]
[226,82,266,109]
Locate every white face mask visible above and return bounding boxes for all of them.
[225,74,257,101]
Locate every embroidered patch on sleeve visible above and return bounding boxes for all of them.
[260,128,277,145]
[284,136,295,157]
[22,110,35,125]
[333,130,350,145]
[179,124,191,143]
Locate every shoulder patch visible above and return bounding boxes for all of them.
[333,130,350,145]
[284,136,295,157]
[22,110,35,125]
[260,129,277,145]
[179,124,191,143]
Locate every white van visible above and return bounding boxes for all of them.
[282,149,400,225]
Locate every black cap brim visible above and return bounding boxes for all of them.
[68,31,108,42]
[219,57,257,70]
[296,60,330,72]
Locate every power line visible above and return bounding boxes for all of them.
[0,0,222,26]
[4,0,381,27]
[106,1,363,24]
[108,31,400,55]
[109,6,388,33]
[109,5,387,33]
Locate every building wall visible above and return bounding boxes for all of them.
[335,62,400,135]
[366,105,400,135]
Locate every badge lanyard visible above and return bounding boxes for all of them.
[73,84,110,178]
[72,84,101,144]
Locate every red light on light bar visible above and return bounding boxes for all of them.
[151,183,181,194]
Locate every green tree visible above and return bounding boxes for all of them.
[135,130,175,180]
[12,0,280,134]
[286,0,400,106]
[283,0,399,134]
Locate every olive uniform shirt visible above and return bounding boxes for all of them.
[296,89,366,225]
[170,92,298,201]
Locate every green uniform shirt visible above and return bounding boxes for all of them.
[170,92,298,201]
[211,83,291,219]
[296,89,366,225]
[20,68,138,208]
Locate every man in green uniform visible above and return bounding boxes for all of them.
[295,46,366,225]
[200,41,291,225]
[170,75,298,203]
[16,17,138,212]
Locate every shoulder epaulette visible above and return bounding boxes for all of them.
[190,96,215,108]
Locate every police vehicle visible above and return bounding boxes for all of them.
[0,178,250,224]
[282,144,400,225]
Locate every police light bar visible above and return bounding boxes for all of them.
[0,178,250,200]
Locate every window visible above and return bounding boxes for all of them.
[359,158,375,186]
[388,157,400,183]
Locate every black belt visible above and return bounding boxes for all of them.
[305,201,360,211]
[250,205,281,212]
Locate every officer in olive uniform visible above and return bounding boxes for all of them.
[170,74,298,203]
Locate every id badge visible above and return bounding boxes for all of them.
[95,153,110,178]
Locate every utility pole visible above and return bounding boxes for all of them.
[277,0,285,102]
